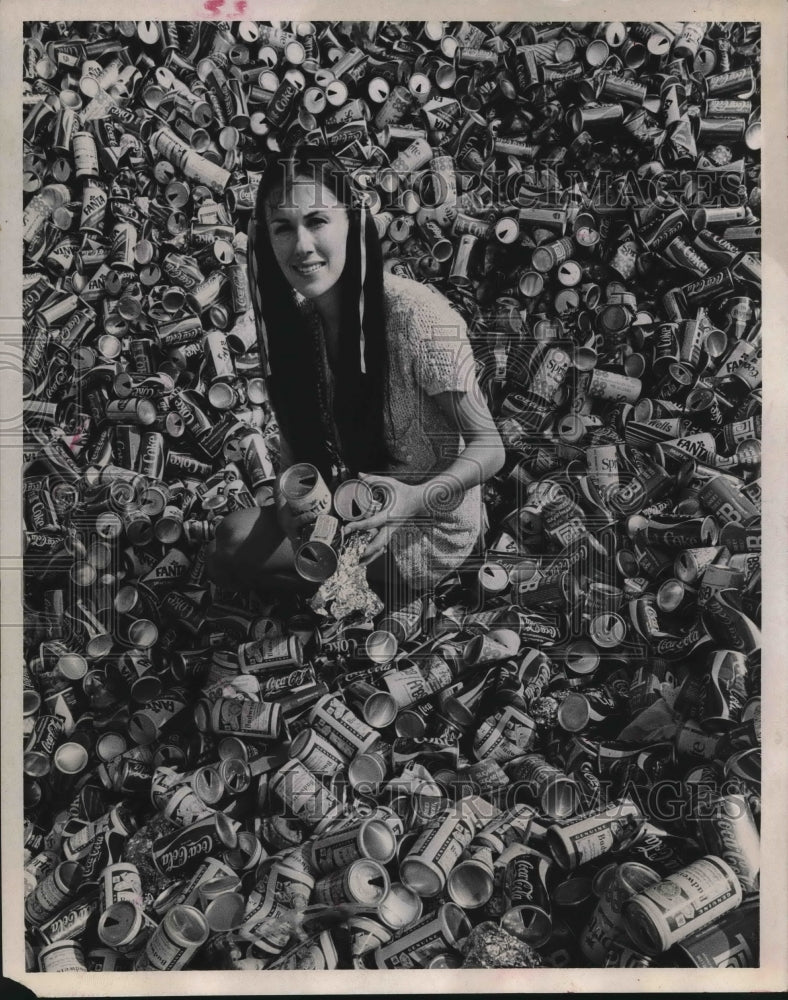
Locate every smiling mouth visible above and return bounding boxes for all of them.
[292,262,326,276]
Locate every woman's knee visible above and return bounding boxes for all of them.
[206,509,260,584]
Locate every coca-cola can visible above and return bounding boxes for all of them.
[699,650,748,730]
[152,814,238,877]
[696,792,759,893]
[500,848,554,946]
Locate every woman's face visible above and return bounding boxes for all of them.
[264,176,349,302]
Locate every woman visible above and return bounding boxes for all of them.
[207,145,505,606]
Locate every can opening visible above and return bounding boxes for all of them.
[543,777,580,822]
[204,891,245,932]
[377,881,423,929]
[552,875,594,909]
[447,860,494,909]
[361,691,397,729]
[348,752,386,788]
[56,653,88,680]
[441,901,472,947]
[557,693,591,733]
[348,860,390,905]
[500,904,553,947]
[127,619,158,648]
[165,904,211,947]
[98,900,141,947]
[54,742,88,774]
[359,819,397,865]
[399,856,444,898]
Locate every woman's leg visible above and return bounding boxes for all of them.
[365,549,425,610]
[206,506,318,596]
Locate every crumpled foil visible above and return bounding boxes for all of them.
[461,921,542,968]
[308,530,384,623]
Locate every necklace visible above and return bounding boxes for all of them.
[307,307,349,486]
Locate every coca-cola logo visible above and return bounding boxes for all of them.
[157,834,212,872]
[508,858,540,903]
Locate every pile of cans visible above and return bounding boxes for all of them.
[22,19,760,972]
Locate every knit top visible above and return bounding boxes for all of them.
[295,270,486,590]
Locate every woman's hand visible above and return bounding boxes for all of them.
[343,473,425,566]
[274,476,319,545]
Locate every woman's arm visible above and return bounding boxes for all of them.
[415,388,506,514]
[347,388,505,564]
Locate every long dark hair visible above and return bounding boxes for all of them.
[248,145,389,481]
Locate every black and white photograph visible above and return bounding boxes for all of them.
[2,2,787,994]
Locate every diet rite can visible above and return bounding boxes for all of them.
[506,754,580,820]
[196,697,282,741]
[546,797,646,870]
[97,900,157,952]
[238,635,303,673]
[279,462,332,518]
[134,904,210,970]
[312,859,390,907]
[308,694,380,759]
[290,726,350,776]
[588,368,642,402]
[372,901,471,969]
[100,862,143,910]
[399,801,477,897]
[310,818,397,875]
[669,895,758,967]
[38,939,87,972]
[696,793,759,893]
[269,758,342,829]
[295,514,340,582]
[624,856,743,956]
[579,862,661,965]
[333,478,380,521]
[25,860,80,924]
[500,848,554,947]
